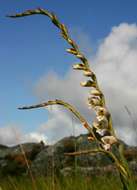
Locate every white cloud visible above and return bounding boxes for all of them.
[34,69,95,123]
[22,132,47,144]
[0,125,47,146]
[38,106,87,144]
[93,23,137,145]
[0,125,21,146]
[33,23,137,146]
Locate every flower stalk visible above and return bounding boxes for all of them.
[18,99,94,136]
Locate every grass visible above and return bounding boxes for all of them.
[0,174,124,190]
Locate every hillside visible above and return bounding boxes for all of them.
[0,134,137,177]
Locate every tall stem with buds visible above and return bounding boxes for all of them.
[8,8,135,190]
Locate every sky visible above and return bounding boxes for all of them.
[0,0,137,146]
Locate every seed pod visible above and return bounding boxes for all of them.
[66,48,77,55]
[80,80,96,87]
[73,63,86,70]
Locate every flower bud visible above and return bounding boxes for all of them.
[51,14,60,27]
[68,38,73,44]
[61,24,68,35]
[66,48,77,55]
[80,80,96,87]
[76,54,84,59]
[90,89,101,96]
[73,63,85,70]
[83,70,93,77]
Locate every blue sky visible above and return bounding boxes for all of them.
[1,0,137,145]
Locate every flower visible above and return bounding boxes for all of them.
[101,135,117,145]
[96,128,110,136]
[88,96,102,108]
[96,115,108,129]
[95,107,111,122]
[102,144,111,151]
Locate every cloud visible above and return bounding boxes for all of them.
[93,23,137,145]
[38,106,87,144]
[33,23,137,146]
[34,69,95,123]
[70,27,93,56]
[0,125,47,146]
[22,132,47,144]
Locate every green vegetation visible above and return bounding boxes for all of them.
[0,175,124,190]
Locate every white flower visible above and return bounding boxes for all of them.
[88,96,102,107]
[96,115,108,129]
[101,135,117,145]
[96,129,110,136]
[102,144,111,151]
